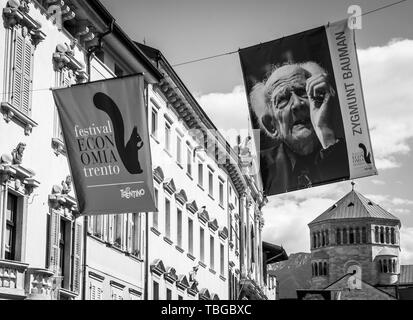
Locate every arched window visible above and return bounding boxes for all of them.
[349,228,354,244]
[383,259,388,273]
[323,262,328,276]
[343,228,348,244]
[317,232,321,248]
[385,227,390,244]
[355,227,361,244]
[326,230,329,246]
[362,227,367,244]
[393,260,397,273]
[380,227,385,244]
[313,233,317,249]
[322,232,326,247]
[319,262,323,276]
[375,226,379,243]
[391,228,396,245]
[314,263,318,276]
[379,260,383,273]
[336,229,341,245]
[312,263,314,277]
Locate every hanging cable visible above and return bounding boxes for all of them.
[171,0,410,68]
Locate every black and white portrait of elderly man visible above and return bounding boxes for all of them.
[251,62,350,195]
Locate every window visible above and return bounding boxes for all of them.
[165,122,171,152]
[210,236,215,270]
[91,215,104,240]
[391,228,396,244]
[153,281,159,300]
[355,227,360,244]
[362,227,367,244]
[166,288,172,300]
[130,213,142,257]
[198,162,203,187]
[349,228,354,244]
[219,179,224,207]
[114,215,123,248]
[5,194,18,260]
[177,136,182,165]
[325,230,329,246]
[165,199,171,238]
[343,228,348,244]
[89,277,104,300]
[220,244,225,276]
[177,209,182,247]
[385,227,390,244]
[178,295,183,300]
[151,107,158,137]
[47,210,83,293]
[9,29,34,115]
[200,227,205,263]
[380,227,385,243]
[153,189,159,229]
[188,218,193,254]
[208,171,214,198]
[375,226,379,243]
[187,148,192,176]
[111,284,124,300]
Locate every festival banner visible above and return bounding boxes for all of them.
[239,19,377,196]
[52,74,157,215]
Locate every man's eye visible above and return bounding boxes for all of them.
[276,98,289,109]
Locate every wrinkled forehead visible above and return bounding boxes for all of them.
[265,65,310,96]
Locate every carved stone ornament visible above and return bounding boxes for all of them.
[11,142,26,165]
[3,0,46,46]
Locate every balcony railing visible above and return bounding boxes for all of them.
[0,260,55,300]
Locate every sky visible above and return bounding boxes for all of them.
[101,0,413,264]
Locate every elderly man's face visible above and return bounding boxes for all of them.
[266,65,318,156]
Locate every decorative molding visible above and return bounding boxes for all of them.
[208,219,219,232]
[228,202,235,211]
[176,275,189,291]
[153,166,165,184]
[186,200,198,214]
[187,281,198,296]
[150,259,166,277]
[164,267,178,284]
[52,43,87,82]
[3,0,46,46]
[197,207,209,225]
[163,178,176,195]
[175,189,188,205]
[211,292,220,300]
[51,138,66,156]
[199,288,211,300]
[219,227,229,241]
[1,102,38,136]
[187,253,196,261]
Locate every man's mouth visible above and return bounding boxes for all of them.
[293,119,311,127]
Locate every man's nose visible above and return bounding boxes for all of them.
[290,92,304,112]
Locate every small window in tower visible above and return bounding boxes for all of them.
[348,202,354,207]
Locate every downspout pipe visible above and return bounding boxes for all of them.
[86,19,115,79]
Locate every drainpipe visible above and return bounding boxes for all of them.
[81,20,115,301]
[86,19,115,80]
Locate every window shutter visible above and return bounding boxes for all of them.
[12,30,24,110]
[90,283,96,300]
[21,40,33,115]
[48,210,60,274]
[72,220,82,294]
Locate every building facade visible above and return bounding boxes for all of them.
[0,0,274,300]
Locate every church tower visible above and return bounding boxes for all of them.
[308,189,401,290]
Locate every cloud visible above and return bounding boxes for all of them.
[358,39,413,170]
[371,179,385,186]
[365,194,413,209]
[400,228,413,265]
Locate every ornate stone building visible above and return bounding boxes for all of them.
[301,188,410,300]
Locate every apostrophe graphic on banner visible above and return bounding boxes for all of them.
[93,92,144,175]
[358,143,372,164]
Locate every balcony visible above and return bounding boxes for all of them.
[0,260,55,300]
[0,260,29,300]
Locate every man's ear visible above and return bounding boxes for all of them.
[261,113,278,138]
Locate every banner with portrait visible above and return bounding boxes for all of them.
[52,74,157,215]
[239,19,377,196]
